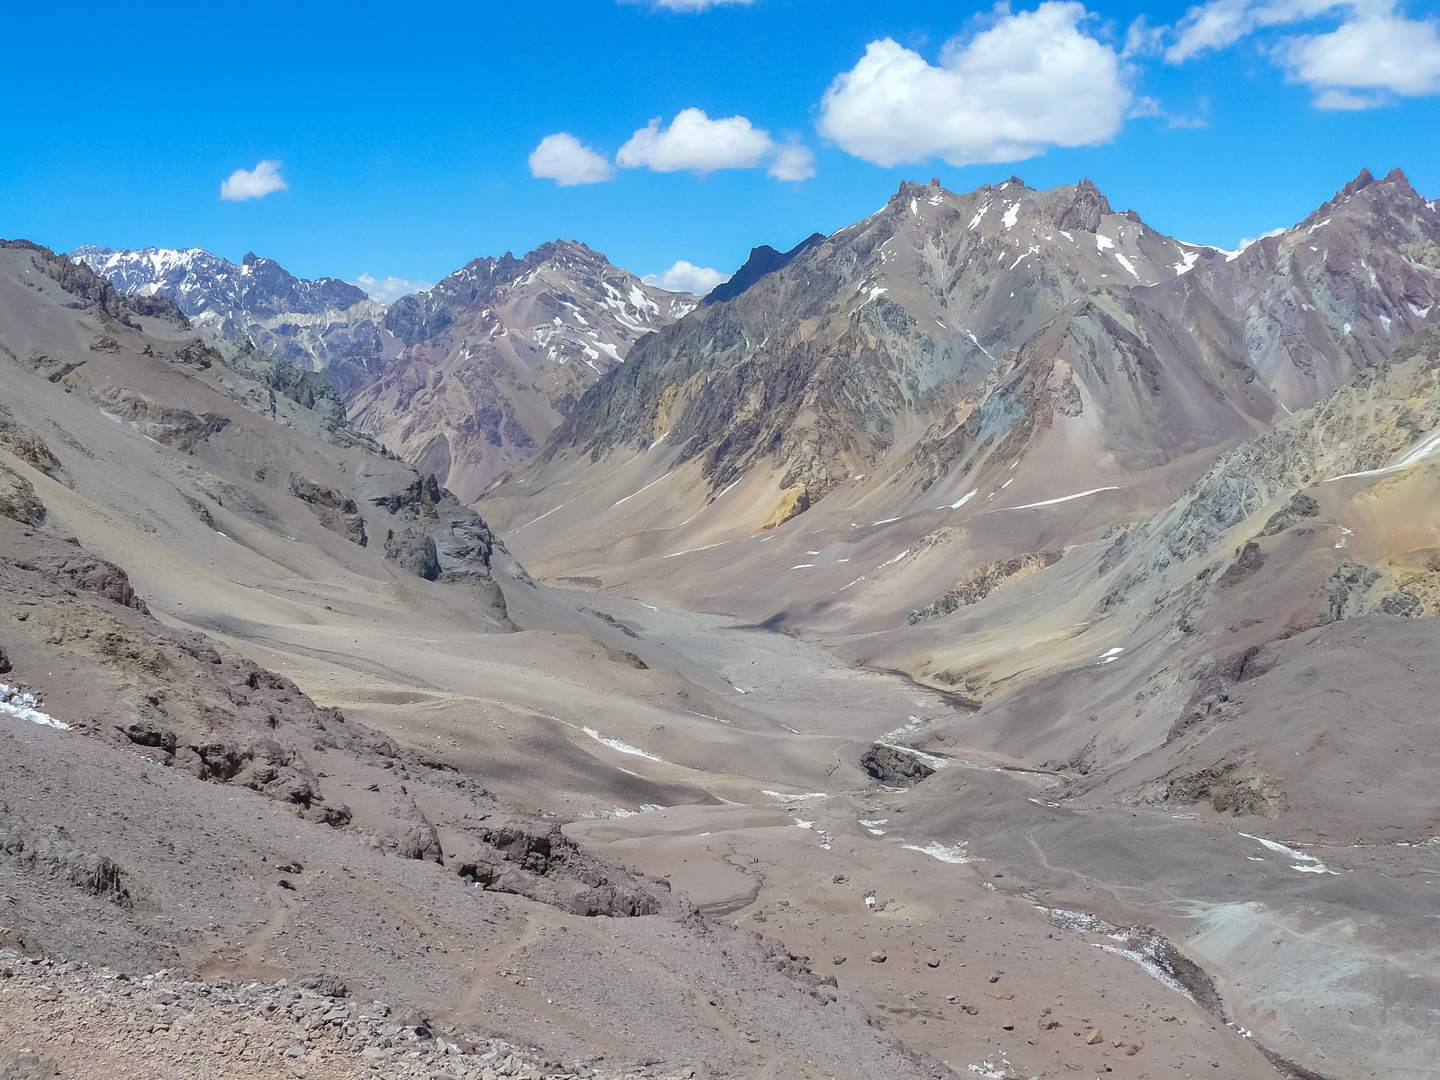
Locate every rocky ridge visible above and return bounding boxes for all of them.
[515,169,1438,538]
[344,241,696,500]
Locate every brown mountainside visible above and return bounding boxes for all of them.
[344,240,696,500]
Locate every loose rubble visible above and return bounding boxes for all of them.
[0,948,697,1080]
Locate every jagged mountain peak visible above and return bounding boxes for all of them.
[417,237,692,320]
[72,244,382,376]
[345,239,699,500]
[73,245,369,315]
[703,232,827,306]
[1299,164,1435,229]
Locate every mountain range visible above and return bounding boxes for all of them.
[14,164,1438,1080]
[74,240,698,499]
[72,244,389,372]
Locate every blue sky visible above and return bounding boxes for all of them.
[5,0,1439,297]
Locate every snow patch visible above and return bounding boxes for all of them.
[582,727,662,762]
[1325,424,1440,481]
[663,538,738,558]
[1037,906,1196,1001]
[1114,252,1141,280]
[611,474,667,509]
[949,489,978,510]
[1239,832,1338,874]
[848,284,889,316]
[0,684,69,730]
[989,486,1119,511]
[881,715,927,742]
[1095,234,1114,252]
[1001,204,1019,231]
[1093,942,1196,1000]
[902,840,970,864]
[763,790,829,803]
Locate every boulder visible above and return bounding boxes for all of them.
[860,743,935,786]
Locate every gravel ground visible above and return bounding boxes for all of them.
[0,947,699,1080]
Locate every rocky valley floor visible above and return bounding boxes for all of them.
[4,572,1410,1080]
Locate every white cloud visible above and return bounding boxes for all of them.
[618,108,775,174]
[1165,0,1364,61]
[351,273,434,304]
[768,140,817,180]
[817,2,1131,168]
[1282,11,1440,102]
[1166,0,1440,106]
[615,109,815,179]
[220,160,288,202]
[529,133,615,186]
[642,261,730,294]
[1234,225,1288,248]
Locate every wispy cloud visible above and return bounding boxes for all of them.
[622,0,758,10]
[642,260,730,294]
[529,133,616,186]
[1166,0,1339,62]
[768,140,817,181]
[351,273,434,304]
[818,2,1131,167]
[220,160,288,202]
[1165,0,1440,108]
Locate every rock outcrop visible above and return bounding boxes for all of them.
[0,461,45,527]
[908,551,1061,623]
[859,743,936,787]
